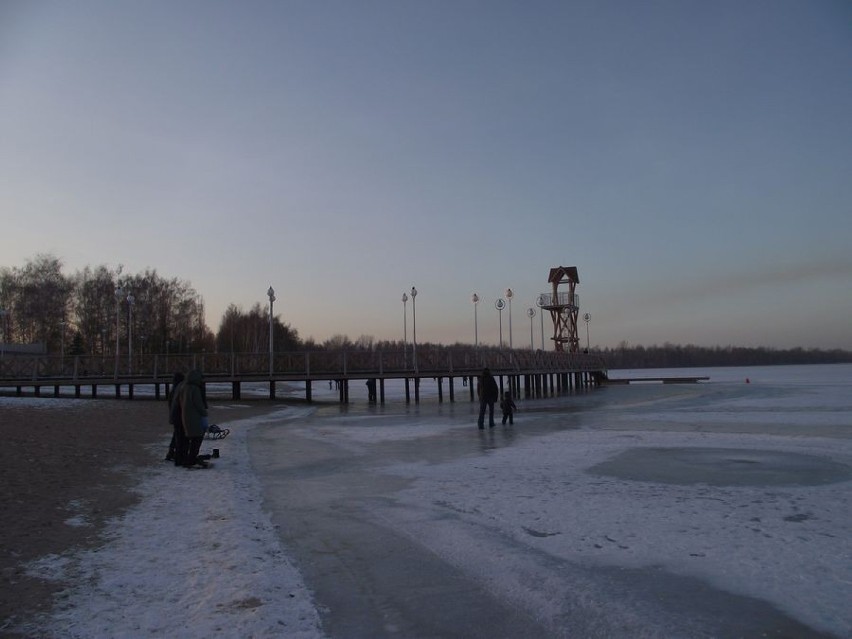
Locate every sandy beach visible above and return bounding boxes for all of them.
[0,399,169,636]
[0,397,292,639]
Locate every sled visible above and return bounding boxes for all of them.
[205,424,230,440]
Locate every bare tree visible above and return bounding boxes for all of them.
[1,255,74,351]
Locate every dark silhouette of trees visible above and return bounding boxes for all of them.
[215,303,299,354]
[0,254,74,351]
[1,255,211,355]
[597,343,852,369]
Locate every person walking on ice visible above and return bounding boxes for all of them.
[500,391,517,425]
[477,367,499,429]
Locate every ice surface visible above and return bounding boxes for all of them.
[11,364,852,638]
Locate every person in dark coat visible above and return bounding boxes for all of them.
[179,369,209,468]
[165,371,185,462]
[477,367,499,429]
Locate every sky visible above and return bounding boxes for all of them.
[1,0,851,350]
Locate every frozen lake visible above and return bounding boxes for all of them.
[249,363,852,638]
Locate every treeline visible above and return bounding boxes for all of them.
[597,343,852,370]
[0,254,300,356]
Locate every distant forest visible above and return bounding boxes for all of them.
[596,343,852,370]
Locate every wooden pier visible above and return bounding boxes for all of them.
[604,376,709,385]
[0,347,608,404]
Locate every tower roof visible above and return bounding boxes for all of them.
[547,266,579,285]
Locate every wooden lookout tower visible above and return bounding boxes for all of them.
[539,266,580,353]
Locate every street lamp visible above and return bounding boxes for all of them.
[526,308,535,350]
[536,294,546,350]
[60,320,66,360]
[410,286,418,372]
[402,292,408,368]
[583,312,591,352]
[495,298,505,347]
[114,284,123,377]
[505,288,513,349]
[471,293,479,347]
[126,293,135,374]
[267,286,275,376]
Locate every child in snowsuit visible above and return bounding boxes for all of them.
[500,392,517,425]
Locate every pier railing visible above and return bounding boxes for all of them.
[0,347,606,384]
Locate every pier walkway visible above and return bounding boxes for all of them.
[0,347,607,404]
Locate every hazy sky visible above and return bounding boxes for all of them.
[2,1,850,350]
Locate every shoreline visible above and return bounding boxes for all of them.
[0,398,295,639]
[0,399,169,637]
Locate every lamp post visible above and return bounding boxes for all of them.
[126,293,135,374]
[60,320,66,360]
[471,293,479,347]
[583,312,591,352]
[505,288,513,349]
[536,294,545,350]
[267,286,275,376]
[495,298,505,347]
[527,308,535,350]
[410,286,418,372]
[114,284,123,377]
[402,292,408,368]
